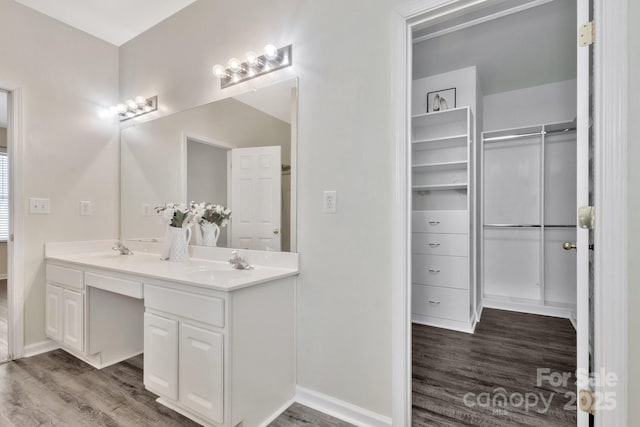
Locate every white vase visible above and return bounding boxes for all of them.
[201,223,220,247]
[167,226,192,262]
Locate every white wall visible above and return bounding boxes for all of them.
[627,0,639,417]
[411,67,477,115]
[120,0,402,416]
[483,79,576,131]
[0,0,120,346]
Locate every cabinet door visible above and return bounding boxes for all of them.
[45,284,63,342]
[179,323,224,424]
[62,289,84,352]
[144,312,178,400]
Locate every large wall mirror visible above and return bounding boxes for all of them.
[121,78,298,252]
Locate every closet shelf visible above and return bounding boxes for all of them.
[411,106,469,121]
[412,134,468,148]
[412,183,467,191]
[412,160,467,172]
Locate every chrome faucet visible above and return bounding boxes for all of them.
[228,250,253,270]
[112,241,133,255]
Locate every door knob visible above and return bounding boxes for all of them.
[563,242,577,250]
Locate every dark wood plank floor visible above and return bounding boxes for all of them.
[0,350,349,427]
[413,309,577,427]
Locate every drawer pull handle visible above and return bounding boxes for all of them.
[428,269,440,274]
[428,243,440,247]
[428,300,441,305]
[428,221,440,226]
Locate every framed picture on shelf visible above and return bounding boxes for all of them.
[427,88,456,112]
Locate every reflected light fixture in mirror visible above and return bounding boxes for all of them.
[212,44,292,89]
[110,95,158,122]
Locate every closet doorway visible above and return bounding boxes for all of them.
[389,0,629,424]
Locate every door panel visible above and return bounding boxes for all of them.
[230,146,281,251]
[144,312,178,400]
[179,323,224,424]
[62,289,83,352]
[45,284,62,342]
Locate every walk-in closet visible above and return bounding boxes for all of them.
[409,0,581,425]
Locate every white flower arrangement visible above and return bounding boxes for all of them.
[155,202,194,228]
[191,202,231,227]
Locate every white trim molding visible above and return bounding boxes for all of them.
[6,87,24,360]
[23,339,59,358]
[593,0,628,425]
[295,386,392,427]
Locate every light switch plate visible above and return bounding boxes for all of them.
[142,203,152,216]
[80,201,92,216]
[29,197,50,214]
[323,191,337,213]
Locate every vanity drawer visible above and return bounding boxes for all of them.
[413,210,468,234]
[412,233,468,257]
[412,284,468,322]
[144,285,225,328]
[46,264,84,290]
[412,254,468,289]
[85,272,143,299]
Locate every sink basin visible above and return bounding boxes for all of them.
[185,266,245,283]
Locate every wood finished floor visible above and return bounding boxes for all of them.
[413,308,577,427]
[0,350,350,427]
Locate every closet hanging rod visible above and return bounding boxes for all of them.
[483,224,576,228]
[483,132,542,142]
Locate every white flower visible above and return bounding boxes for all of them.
[221,219,229,227]
[224,208,231,215]
[215,205,223,214]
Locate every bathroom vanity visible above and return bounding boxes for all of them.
[44,240,298,427]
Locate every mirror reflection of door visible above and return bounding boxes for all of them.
[230,146,282,251]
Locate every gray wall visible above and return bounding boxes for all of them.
[0,0,119,346]
[628,0,639,416]
[187,141,229,246]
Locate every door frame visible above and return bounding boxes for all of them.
[390,1,629,426]
[0,85,25,360]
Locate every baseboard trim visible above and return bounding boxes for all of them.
[411,314,475,334]
[23,339,59,358]
[295,386,392,427]
[482,298,574,319]
[0,274,7,280]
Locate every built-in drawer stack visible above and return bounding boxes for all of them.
[412,211,469,324]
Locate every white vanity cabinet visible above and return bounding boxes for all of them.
[142,278,295,427]
[45,264,86,353]
[44,246,297,427]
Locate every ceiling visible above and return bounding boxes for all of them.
[234,80,295,124]
[412,0,576,95]
[14,0,197,46]
[0,92,7,128]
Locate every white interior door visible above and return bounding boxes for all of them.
[575,0,592,424]
[230,146,281,251]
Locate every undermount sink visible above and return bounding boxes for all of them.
[185,266,247,283]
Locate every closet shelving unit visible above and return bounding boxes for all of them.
[411,106,478,333]
[480,121,577,323]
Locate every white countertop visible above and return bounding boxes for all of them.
[45,241,299,292]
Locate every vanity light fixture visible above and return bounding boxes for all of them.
[110,95,158,122]
[212,44,292,89]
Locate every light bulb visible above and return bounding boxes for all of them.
[135,96,146,107]
[228,58,242,72]
[126,99,137,110]
[143,105,153,112]
[264,44,278,60]
[246,51,258,65]
[212,64,226,78]
[117,104,127,114]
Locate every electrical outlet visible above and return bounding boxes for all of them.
[80,201,92,216]
[323,191,337,213]
[143,203,152,216]
[29,197,50,214]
